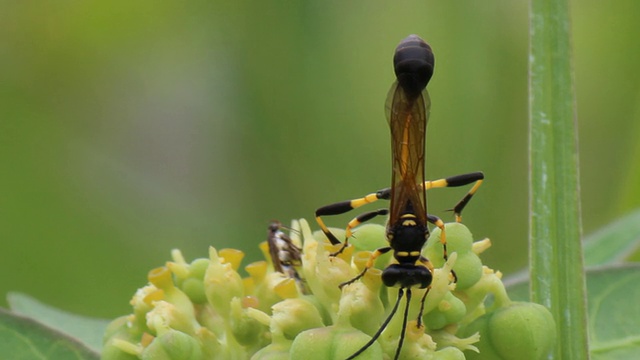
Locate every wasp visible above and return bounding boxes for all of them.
[315,35,484,359]
[266,221,306,292]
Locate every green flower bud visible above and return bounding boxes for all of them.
[230,297,270,348]
[400,253,457,316]
[298,294,333,328]
[195,327,225,360]
[246,260,299,313]
[423,292,466,330]
[167,254,211,304]
[141,329,202,360]
[434,346,467,360]
[302,219,353,314]
[290,325,383,360]
[389,319,437,359]
[181,277,208,305]
[167,249,190,285]
[450,252,483,290]
[204,247,244,317]
[425,223,474,267]
[348,224,389,259]
[271,298,324,340]
[245,308,293,360]
[103,315,135,345]
[129,284,161,334]
[147,266,197,328]
[193,302,225,338]
[101,339,141,360]
[102,316,142,360]
[431,329,480,353]
[249,334,292,360]
[339,278,384,336]
[458,268,510,324]
[146,300,197,336]
[460,302,556,360]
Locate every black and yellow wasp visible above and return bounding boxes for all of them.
[315,35,484,360]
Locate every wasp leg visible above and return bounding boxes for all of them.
[339,246,391,289]
[426,214,447,259]
[416,285,431,329]
[392,288,413,360]
[424,171,484,222]
[315,188,391,246]
[415,256,434,329]
[426,215,457,283]
[330,208,389,256]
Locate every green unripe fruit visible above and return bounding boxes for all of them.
[103,315,133,343]
[349,224,387,252]
[450,252,483,290]
[424,223,483,289]
[423,292,466,330]
[182,277,207,304]
[180,258,210,304]
[230,298,270,348]
[460,302,556,360]
[290,326,383,360]
[425,223,474,266]
[141,329,203,360]
[434,347,467,360]
[272,298,324,340]
[101,339,140,360]
[249,340,292,360]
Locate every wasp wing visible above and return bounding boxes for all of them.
[385,82,430,226]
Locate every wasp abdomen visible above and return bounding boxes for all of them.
[393,34,435,97]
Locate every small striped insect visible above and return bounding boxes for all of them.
[266,221,306,291]
[315,35,484,359]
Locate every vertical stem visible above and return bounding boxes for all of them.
[528,0,590,359]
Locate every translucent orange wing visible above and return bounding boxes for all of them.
[385,82,430,226]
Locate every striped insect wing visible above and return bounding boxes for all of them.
[393,35,435,98]
[267,222,285,273]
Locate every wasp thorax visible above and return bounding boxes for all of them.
[381,263,432,289]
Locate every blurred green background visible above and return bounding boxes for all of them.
[1,1,639,319]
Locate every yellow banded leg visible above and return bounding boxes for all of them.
[315,187,391,246]
[330,208,390,256]
[426,214,457,283]
[427,214,447,259]
[339,246,391,289]
[423,171,484,222]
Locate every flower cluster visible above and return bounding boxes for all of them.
[102,219,555,360]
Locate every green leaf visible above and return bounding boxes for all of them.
[506,264,640,359]
[7,292,110,353]
[0,307,99,360]
[583,209,640,266]
[528,0,589,358]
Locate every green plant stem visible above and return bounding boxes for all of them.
[528,0,590,359]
